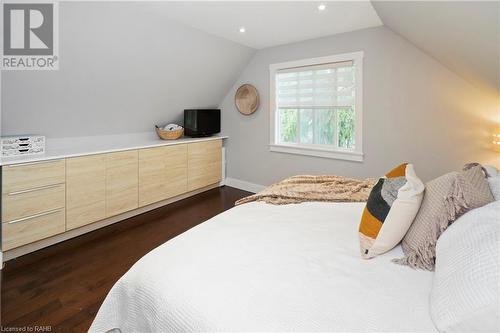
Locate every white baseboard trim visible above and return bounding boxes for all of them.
[225,177,266,193]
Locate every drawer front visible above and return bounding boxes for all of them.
[106,150,139,217]
[187,140,222,191]
[2,209,65,250]
[139,147,168,206]
[66,154,106,230]
[3,159,65,194]
[2,183,65,223]
[164,144,188,199]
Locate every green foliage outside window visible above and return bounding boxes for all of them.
[315,109,335,145]
[337,107,355,149]
[279,108,354,149]
[279,109,297,143]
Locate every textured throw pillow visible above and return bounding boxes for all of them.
[430,200,500,333]
[395,165,495,270]
[358,163,424,258]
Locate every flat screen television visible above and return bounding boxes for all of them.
[184,109,221,137]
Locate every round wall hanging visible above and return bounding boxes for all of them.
[235,84,259,115]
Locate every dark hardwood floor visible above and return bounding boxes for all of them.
[0,186,251,332]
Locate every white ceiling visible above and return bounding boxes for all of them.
[372,1,500,93]
[157,1,383,49]
[149,1,497,94]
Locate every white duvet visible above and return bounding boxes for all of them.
[90,202,436,333]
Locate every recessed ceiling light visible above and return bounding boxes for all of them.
[239,27,246,33]
[318,3,326,11]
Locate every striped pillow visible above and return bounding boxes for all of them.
[359,163,424,258]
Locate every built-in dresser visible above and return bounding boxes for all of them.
[1,136,224,261]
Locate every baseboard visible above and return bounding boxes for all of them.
[224,177,266,193]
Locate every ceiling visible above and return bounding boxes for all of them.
[157,1,383,49]
[372,1,500,93]
[157,1,498,94]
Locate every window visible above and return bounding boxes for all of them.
[269,52,363,161]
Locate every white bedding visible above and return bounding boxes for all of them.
[90,202,436,332]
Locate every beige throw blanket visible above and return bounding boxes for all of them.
[236,175,377,205]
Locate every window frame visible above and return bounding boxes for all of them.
[269,51,364,162]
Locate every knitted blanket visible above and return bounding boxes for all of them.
[235,175,377,205]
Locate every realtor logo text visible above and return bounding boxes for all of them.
[1,1,59,70]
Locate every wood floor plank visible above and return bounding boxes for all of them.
[1,186,251,332]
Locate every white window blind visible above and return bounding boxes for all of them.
[275,60,356,150]
[276,60,355,108]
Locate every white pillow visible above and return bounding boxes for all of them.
[484,165,500,200]
[483,165,499,177]
[430,200,500,332]
[488,177,500,200]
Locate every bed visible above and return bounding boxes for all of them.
[90,201,436,332]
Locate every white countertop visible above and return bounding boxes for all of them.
[0,132,228,166]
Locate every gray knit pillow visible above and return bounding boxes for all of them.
[394,166,494,270]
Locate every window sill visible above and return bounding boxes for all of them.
[269,144,364,162]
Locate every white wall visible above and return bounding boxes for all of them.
[220,26,499,185]
[372,1,500,95]
[1,2,254,138]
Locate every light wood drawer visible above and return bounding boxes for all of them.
[2,159,65,194]
[66,154,106,230]
[164,144,187,199]
[2,208,65,250]
[106,150,139,217]
[2,183,65,223]
[139,147,168,206]
[138,145,188,206]
[187,140,222,191]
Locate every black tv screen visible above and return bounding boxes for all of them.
[184,109,221,137]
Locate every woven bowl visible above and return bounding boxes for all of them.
[155,125,184,140]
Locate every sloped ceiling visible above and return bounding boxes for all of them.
[372,1,500,94]
[156,1,382,49]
